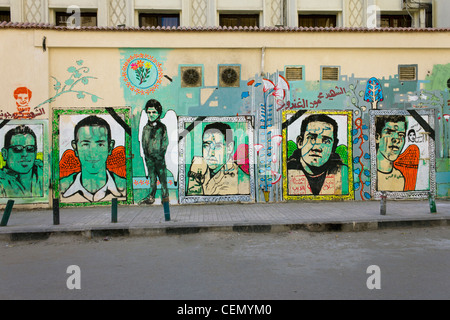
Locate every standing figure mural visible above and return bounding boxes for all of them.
[139,99,169,205]
[54,109,131,206]
[0,124,43,198]
[283,111,353,200]
[370,110,436,199]
[178,116,254,204]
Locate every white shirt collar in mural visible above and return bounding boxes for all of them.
[62,170,123,202]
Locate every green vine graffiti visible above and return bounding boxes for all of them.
[34,60,101,109]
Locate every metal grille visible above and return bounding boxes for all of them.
[399,65,417,81]
[321,67,339,81]
[285,67,303,81]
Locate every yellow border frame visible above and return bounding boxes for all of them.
[282,110,354,201]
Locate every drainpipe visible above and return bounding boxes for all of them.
[260,46,265,77]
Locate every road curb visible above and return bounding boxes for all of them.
[0,217,448,242]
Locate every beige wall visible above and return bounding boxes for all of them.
[0,29,49,119]
[1,28,449,117]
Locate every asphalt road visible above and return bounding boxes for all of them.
[0,226,449,300]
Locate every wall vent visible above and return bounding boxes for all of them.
[219,65,240,87]
[399,65,417,81]
[321,67,339,81]
[285,67,303,81]
[181,66,202,87]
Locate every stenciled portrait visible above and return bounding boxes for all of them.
[283,110,354,200]
[53,108,132,206]
[0,120,49,203]
[369,109,436,199]
[178,116,255,204]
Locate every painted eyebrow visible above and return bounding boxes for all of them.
[80,139,107,143]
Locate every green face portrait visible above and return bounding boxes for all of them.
[146,107,159,122]
[376,121,406,162]
[72,125,114,175]
[2,134,37,174]
[299,121,334,168]
[202,129,232,171]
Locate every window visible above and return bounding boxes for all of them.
[55,12,97,27]
[139,13,180,28]
[0,10,10,22]
[321,67,339,81]
[285,67,303,81]
[219,14,259,28]
[299,14,336,28]
[380,14,412,28]
[399,65,417,81]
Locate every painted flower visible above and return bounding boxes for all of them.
[145,62,152,69]
[137,60,144,68]
[131,63,138,70]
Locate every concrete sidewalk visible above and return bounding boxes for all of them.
[0,199,449,241]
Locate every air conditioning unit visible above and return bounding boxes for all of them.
[181,66,202,88]
[219,65,240,87]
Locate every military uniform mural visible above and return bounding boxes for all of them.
[178,116,254,204]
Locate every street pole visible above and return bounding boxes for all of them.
[0,200,15,227]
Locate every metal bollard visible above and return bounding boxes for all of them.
[428,192,437,214]
[53,198,60,225]
[1,200,15,227]
[111,198,118,223]
[380,192,387,216]
[162,196,170,221]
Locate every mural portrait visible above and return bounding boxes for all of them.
[283,110,353,200]
[370,109,436,199]
[0,120,49,203]
[53,108,132,206]
[136,99,178,205]
[178,116,255,204]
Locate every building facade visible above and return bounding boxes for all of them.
[0,0,445,28]
[0,1,449,209]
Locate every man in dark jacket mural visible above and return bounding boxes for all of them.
[140,99,169,205]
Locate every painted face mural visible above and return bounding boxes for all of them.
[0,123,46,199]
[146,106,160,122]
[298,120,335,170]
[284,111,353,199]
[376,120,406,162]
[13,87,32,112]
[371,110,435,197]
[73,125,113,175]
[202,129,231,172]
[178,116,254,204]
[55,110,131,206]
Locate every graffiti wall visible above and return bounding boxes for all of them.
[0,44,448,208]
